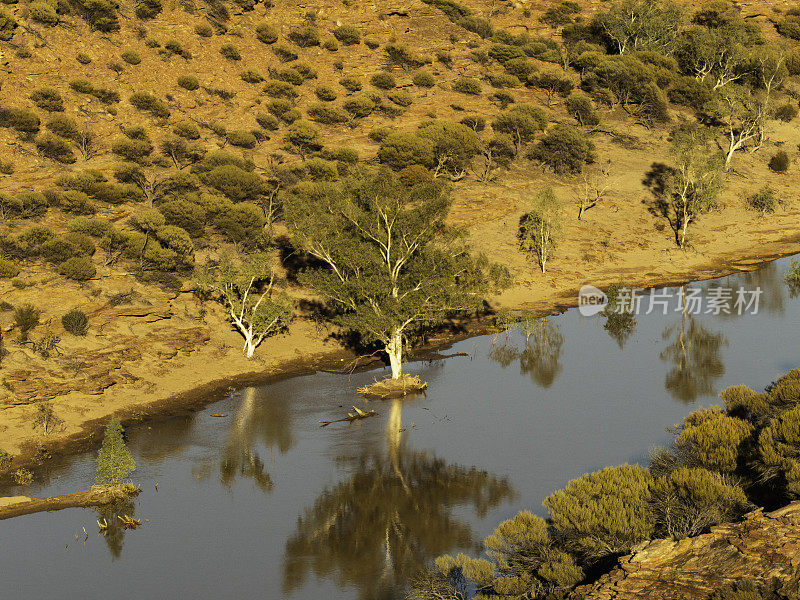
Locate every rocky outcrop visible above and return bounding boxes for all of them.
[570,503,800,600]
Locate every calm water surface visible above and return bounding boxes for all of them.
[2,256,800,600]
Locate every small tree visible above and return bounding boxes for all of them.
[520,187,562,273]
[704,85,763,170]
[529,125,596,174]
[594,0,683,55]
[197,253,292,358]
[664,123,724,248]
[286,169,504,380]
[574,164,613,219]
[96,419,135,485]
[492,104,548,155]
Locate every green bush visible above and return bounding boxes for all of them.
[219,43,241,60]
[493,103,548,151]
[121,49,142,65]
[227,130,257,148]
[565,93,600,127]
[285,119,322,157]
[672,407,754,474]
[757,405,800,497]
[769,150,790,173]
[364,37,379,50]
[529,125,596,174]
[313,85,337,102]
[368,126,392,143]
[775,103,798,122]
[322,38,338,51]
[158,198,206,237]
[544,464,655,562]
[304,157,339,181]
[177,74,200,91]
[14,304,40,340]
[36,134,76,163]
[342,94,375,117]
[201,164,265,201]
[263,79,298,99]
[0,191,48,218]
[339,76,362,92]
[112,137,153,162]
[240,69,263,84]
[45,114,80,140]
[173,121,200,139]
[31,87,63,112]
[411,70,435,88]
[333,24,360,45]
[67,216,112,237]
[164,39,191,59]
[747,186,779,214]
[288,26,320,47]
[255,112,279,131]
[370,71,396,90]
[41,237,81,264]
[0,9,17,41]
[59,256,96,280]
[0,107,40,134]
[129,91,170,118]
[255,21,278,44]
[76,52,92,64]
[272,44,298,62]
[274,67,303,86]
[387,89,413,107]
[491,90,515,109]
[452,76,481,95]
[777,14,800,40]
[0,258,20,278]
[0,449,12,469]
[378,132,435,170]
[62,309,89,335]
[30,1,58,25]
[96,419,136,484]
[307,103,350,124]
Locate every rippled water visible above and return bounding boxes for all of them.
[2,256,800,600]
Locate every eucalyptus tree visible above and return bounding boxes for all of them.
[285,169,505,380]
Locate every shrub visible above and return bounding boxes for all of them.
[30,1,58,25]
[62,309,89,335]
[121,49,142,65]
[417,120,482,174]
[255,21,278,44]
[275,67,303,85]
[333,24,360,45]
[272,44,298,62]
[412,70,435,88]
[322,38,338,51]
[370,71,396,90]
[493,104,548,151]
[0,9,17,41]
[195,22,213,37]
[488,73,521,89]
[777,14,800,40]
[673,407,754,474]
[255,112,279,131]
[67,216,111,237]
[158,198,206,237]
[201,164,265,201]
[378,133,435,170]
[0,258,20,278]
[544,464,655,562]
[96,419,136,484]
[112,137,153,162]
[0,450,12,470]
[173,74,199,92]
[0,191,48,218]
[36,134,76,163]
[288,26,320,47]
[387,89,413,107]
[240,69,263,84]
[134,0,161,18]
[45,114,80,140]
[219,43,241,61]
[173,121,200,140]
[164,39,191,59]
[668,76,714,111]
[31,87,64,112]
[263,79,298,99]
[41,237,81,264]
[364,37,379,49]
[491,90,515,109]
[0,107,40,134]
[14,304,40,340]
[285,119,322,157]
[76,52,92,64]
[13,468,33,485]
[129,91,170,118]
[747,186,778,214]
[314,85,337,102]
[59,256,96,280]
[565,93,600,127]
[769,150,790,173]
[227,130,257,148]
[775,103,798,122]
[307,103,350,124]
[339,76,362,92]
[452,76,481,95]
[529,125,596,174]
[343,94,375,117]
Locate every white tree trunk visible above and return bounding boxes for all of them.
[386,328,403,379]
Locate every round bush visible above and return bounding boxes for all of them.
[315,85,337,102]
[339,76,362,92]
[769,150,790,173]
[29,1,58,25]
[227,130,257,148]
[255,22,278,44]
[288,26,320,48]
[76,53,92,64]
[452,76,482,95]
[177,74,200,90]
[412,70,435,88]
[0,258,20,279]
[370,71,396,90]
[387,89,413,107]
[255,112,279,131]
[173,121,200,139]
[31,87,64,112]
[333,24,360,45]
[195,22,213,37]
[775,103,798,123]
[59,256,96,281]
[219,44,241,61]
[62,309,89,335]
[121,49,142,65]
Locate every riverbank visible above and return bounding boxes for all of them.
[1,224,799,479]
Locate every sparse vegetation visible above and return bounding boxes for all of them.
[96,419,136,484]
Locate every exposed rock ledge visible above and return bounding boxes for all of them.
[569,503,800,599]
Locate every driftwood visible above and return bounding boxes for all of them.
[0,484,140,520]
[319,406,377,427]
[358,374,428,399]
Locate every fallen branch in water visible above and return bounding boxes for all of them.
[0,484,140,520]
[319,406,377,427]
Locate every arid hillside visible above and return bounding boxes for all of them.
[2,0,800,470]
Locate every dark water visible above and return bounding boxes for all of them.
[3,256,800,600]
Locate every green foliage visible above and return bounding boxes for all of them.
[31,87,63,112]
[339,76,363,92]
[452,76,481,95]
[96,419,136,485]
[76,52,92,64]
[324,38,340,52]
[776,12,800,40]
[757,405,800,497]
[565,93,600,127]
[774,103,798,123]
[378,132,435,171]
[544,464,656,562]
[62,309,89,335]
[673,407,754,474]
[219,43,241,61]
[59,256,96,280]
[593,0,683,54]
[14,303,40,340]
[769,150,790,173]
[112,137,153,162]
[0,258,20,278]
[200,164,265,201]
[0,9,17,41]
[121,49,142,65]
[307,103,350,125]
[227,130,257,148]
[45,114,79,139]
[651,467,752,539]
[387,89,413,107]
[0,191,47,218]
[370,71,396,90]
[173,121,200,140]
[129,91,170,118]
[412,70,436,88]
[519,187,561,273]
[255,21,278,44]
[747,186,778,214]
[0,449,12,470]
[529,125,596,174]
[36,134,76,163]
[288,26,320,48]
[0,106,40,135]
[493,104,548,153]
[134,0,161,19]
[271,43,298,62]
[33,402,63,433]
[254,112,279,131]
[333,24,360,45]
[30,1,58,24]
[385,43,432,68]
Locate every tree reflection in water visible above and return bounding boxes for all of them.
[220,387,296,490]
[95,498,137,560]
[660,287,727,403]
[283,399,514,600]
[488,317,564,387]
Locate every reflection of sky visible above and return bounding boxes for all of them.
[3,255,800,600]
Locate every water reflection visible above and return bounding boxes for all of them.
[95,498,137,560]
[660,287,727,403]
[283,399,514,600]
[489,318,564,387]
